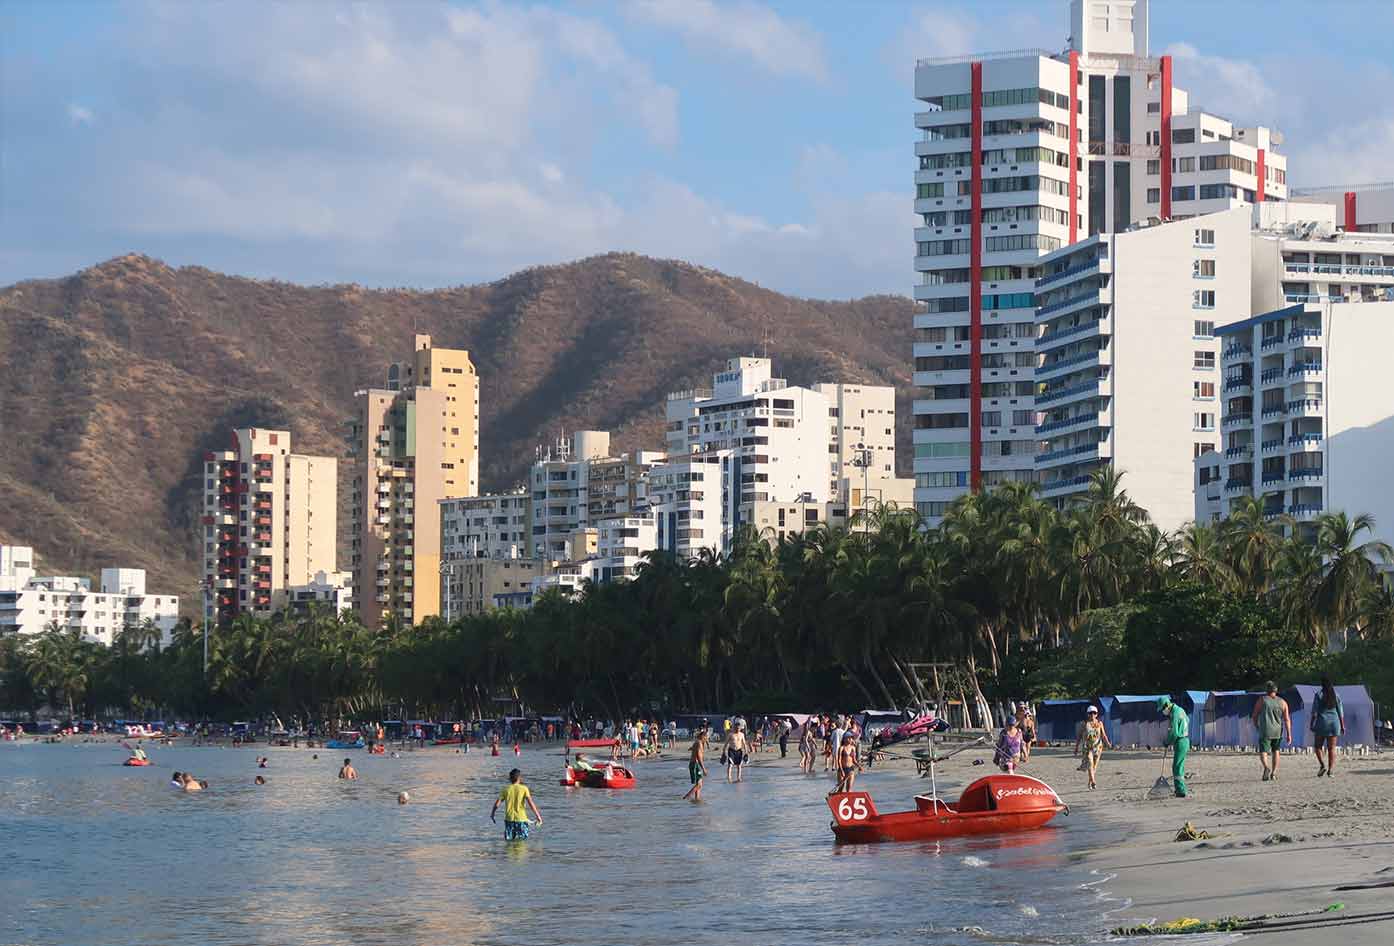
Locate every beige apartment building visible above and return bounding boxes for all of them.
[201,427,337,623]
[348,334,480,627]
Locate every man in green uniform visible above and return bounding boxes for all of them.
[1157,696,1189,798]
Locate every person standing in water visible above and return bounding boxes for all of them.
[491,769,542,840]
[1073,706,1111,790]
[682,726,708,801]
[833,730,862,793]
[1158,696,1190,797]
[1250,682,1292,782]
[338,758,358,780]
[1312,676,1345,778]
[726,721,749,782]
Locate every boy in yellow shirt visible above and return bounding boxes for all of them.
[491,768,543,840]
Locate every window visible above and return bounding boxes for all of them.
[916,501,951,518]
[916,183,945,199]
[1194,228,1215,246]
[1193,259,1216,278]
[1194,412,1215,431]
[1193,320,1215,337]
[914,442,971,458]
[1172,185,1195,202]
[1174,156,1196,173]
[1145,159,1160,175]
[1146,130,1160,146]
[980,411,1002,427]
[1172,128,1196,144]
[985,234,1061,252]
[918,239,972,256]
[1146,187,1161,203]
[1193,290,1215,309]
[1194,442,1216,458]
[916,471,968,488]
[1193,381,1215,399]
[1199,183,1238,200]
[1147,101,1160,113]
[1193,350,1216,370]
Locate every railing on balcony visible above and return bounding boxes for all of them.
[1224,446,1252,458]
[1036,320,1104,347]
[1036,442,1101,463]
[1289,468,1325,480]
[1288,327,1322,341]
[1034,411,1099,434]
[1288,433,1324,446]
[1222,412,1252,427]
[1287,398,1323,412]
[1223,344,1252,359]
[1037,380,1101,404]
[1037,290,1102,318]
[1225,479,1249,491]
[1040,474,1092,493]
[1259,367,1284,383]
[1035,259,1102,288]
[1288,504,1323,516]
[1288,362,1322,375]
[1223,376,1252,391]
[1260,439,1284,452]
[1038,350,1102,376]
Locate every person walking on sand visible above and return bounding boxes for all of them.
[491,768,542,840]
[1251,681,1292,782]
[1312,676,1345,778]
[683,727,709,801]
[1157,696,1190,797]
[993,717,1023,774]
[1073,706,1111,790]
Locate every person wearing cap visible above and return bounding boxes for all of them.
[1250,681,1292,782]
[993,716,1023,774]
[1017,702,1037,763]
[1073,706,1111,790]
[1157,696,1190,798]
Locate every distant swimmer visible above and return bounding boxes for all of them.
[257,756,268,768]
[491,768,542,840]
[339,758,358,780]
[175,772,205,792]
[513,742,521,757]
[255,775,266,786]
[398,791,410,805]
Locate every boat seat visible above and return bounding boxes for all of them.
[913,794,955,815]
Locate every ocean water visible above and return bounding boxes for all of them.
[1,741,1120,946]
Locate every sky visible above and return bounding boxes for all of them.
[3,0,1392,299]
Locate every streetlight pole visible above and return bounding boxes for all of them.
[440,561,455,623]
[852,443,872,533]
[199,576,212,675]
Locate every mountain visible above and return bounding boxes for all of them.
[0,252,916,608]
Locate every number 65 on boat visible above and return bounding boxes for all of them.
[826,773,1068,844]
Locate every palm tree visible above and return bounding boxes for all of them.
[1310,512,1394,645]
[1176,520,1237,590]
[1220,495,1284,595]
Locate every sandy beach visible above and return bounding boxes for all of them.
[993,745,1394,942]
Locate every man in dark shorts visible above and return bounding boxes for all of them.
[1250,682,1291,782]
[683,727,708,801]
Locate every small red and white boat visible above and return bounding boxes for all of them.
[560,763,636,790]
[827,773,1067,843]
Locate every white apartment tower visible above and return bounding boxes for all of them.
[1032,206,1250,529]
[912,0,1287,520]
[201,427,337,623]
[1,547,179,646]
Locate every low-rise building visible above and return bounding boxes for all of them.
[0,547,179,646]
[596,515,657,582]
[1290,183,1394,235]
[285,570,354,616]
[440,490,532,562]
[442,557,552,618]
[649,452,730,559]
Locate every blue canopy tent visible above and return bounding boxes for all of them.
[1206,691,1262,747]
[1096,696,1117,743]
[1035,699,1096,743]
[1176,691,1210,748]
[1283,684,1376,747]
[1106,695,1170,746]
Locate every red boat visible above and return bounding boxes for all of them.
[827,773,1067,843]
[123,757,152,767]
[560,763,636,790]
[566,738,620,750]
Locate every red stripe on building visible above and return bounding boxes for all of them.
[969,61,984,492]
[1344,191,1357,230]
[1255,148,1265,204]
[1159,55,1172,219]
[1068,51,1079,244]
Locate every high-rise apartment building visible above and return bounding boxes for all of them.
[348,334,479,627]
[912,0,1286,521]
[529,431,662,560]
[1031,206,1250,529]
[201,427,337,623]
[1196,203,1394,543]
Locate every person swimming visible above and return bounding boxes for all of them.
[338,758,358,780]
[179,772,205,792]
[254,775,266,785]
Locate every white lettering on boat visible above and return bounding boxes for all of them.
[994,786,1057,800]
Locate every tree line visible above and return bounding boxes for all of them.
[3,470,1391,727]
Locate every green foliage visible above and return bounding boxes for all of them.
[2,474,1387,724]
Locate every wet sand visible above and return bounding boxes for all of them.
[1002,745,1394,942]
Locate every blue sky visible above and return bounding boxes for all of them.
[3,1,1392,298]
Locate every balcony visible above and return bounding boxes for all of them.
[1036,288,1105,319]
[1222,343,1252,360]
[1036,441,1106,468]
[1222,412,1252,427]
[1037,379,1105,405]
[1039,475,1092,497]
[254,516,271,527]
[1289,468,1325,481]
[220,468,237,479]
[1288,432,1324,447]
[1225,479,1249,492]
[1260,404,1287,419]
[1288,327,1322,342]
[1224,445,1252,459]
[1035,259,1102,288]
[1260,473,1286,487]
[1287,362,1322,376]
[1259,367,1284,384]
[1260,439,1285,454]
[1287,398,1323,415]
[1288,504,1322,520]
[1036,319,1107,351]
[1037,350,1103,379]
[1223,377,1252,394]
[1259,336,1285,351]
[1035,411,1099,435]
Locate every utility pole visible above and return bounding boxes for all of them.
[440,561,455,623]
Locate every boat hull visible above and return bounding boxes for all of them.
[123,758,152,767]
[566,738,620,749]
[325,740,365,750]
[828,774,1066,844]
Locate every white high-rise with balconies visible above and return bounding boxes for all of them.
[912,0,1287,521]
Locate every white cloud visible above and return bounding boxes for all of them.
[1163,43,1276,127]
[67,104,94,125]
[885,6,1054,72]
[626,0,827,81]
